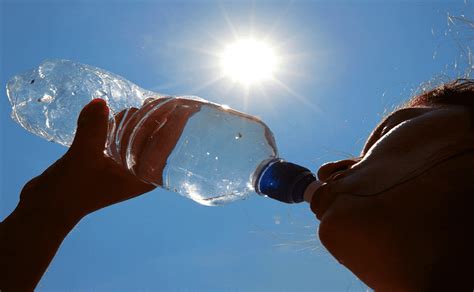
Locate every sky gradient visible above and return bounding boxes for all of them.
[1,0,471,290]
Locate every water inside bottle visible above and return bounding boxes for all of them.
[163,103,278,205]
[111,98,278,206]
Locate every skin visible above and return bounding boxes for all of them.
[107,97,202,184]
[0,98,200,291]
[311,104,474,290]
[1,98,473,290]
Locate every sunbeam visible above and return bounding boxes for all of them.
[271,77,321,113]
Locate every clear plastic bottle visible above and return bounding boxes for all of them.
[6,59,317,206]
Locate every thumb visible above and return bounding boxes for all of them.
[69,98,110,156]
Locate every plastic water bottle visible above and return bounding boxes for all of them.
[6,59,318,206]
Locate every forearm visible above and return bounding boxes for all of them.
[0,201,80,291]
[0,99,155,291]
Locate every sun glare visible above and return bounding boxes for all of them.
[220,38,278,86]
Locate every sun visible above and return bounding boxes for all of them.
[220,38,278,86]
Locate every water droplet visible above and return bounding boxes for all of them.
[206,152,210,156]
[235,132,243,139]
[71,91,76,96]
[215,156,219,160]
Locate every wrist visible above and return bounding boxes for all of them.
[18,176,88,230]
[16,196,83,233]
[1,192,83,291]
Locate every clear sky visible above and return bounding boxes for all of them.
[0,0,471,290]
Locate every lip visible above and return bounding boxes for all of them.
[311,183,337,221]
[311,183,331,220]
[311,174,348,221]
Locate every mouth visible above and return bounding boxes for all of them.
[311,172,347,221]
[311,183,332,220]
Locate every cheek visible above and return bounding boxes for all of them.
[356,113,471,193]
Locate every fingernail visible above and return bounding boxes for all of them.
[78,99,109,127]
[91,98,106,105]
[89,98,109,116]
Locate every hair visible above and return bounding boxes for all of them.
[404,79,474,111]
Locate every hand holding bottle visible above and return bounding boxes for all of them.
[8,59,318,205]
[107,97,202,185]
[19,99,155,222]
[1,61,323,292]
[1,98,200,291]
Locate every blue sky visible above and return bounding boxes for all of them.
[0,0,471,290]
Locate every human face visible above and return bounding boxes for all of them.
[310,104,474,290]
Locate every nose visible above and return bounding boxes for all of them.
[317,159,358,182]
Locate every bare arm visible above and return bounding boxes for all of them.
[0,100,155,290]
[0,97,202,290]
[0,199,80,291]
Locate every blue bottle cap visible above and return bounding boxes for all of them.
[255,159,316,203]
